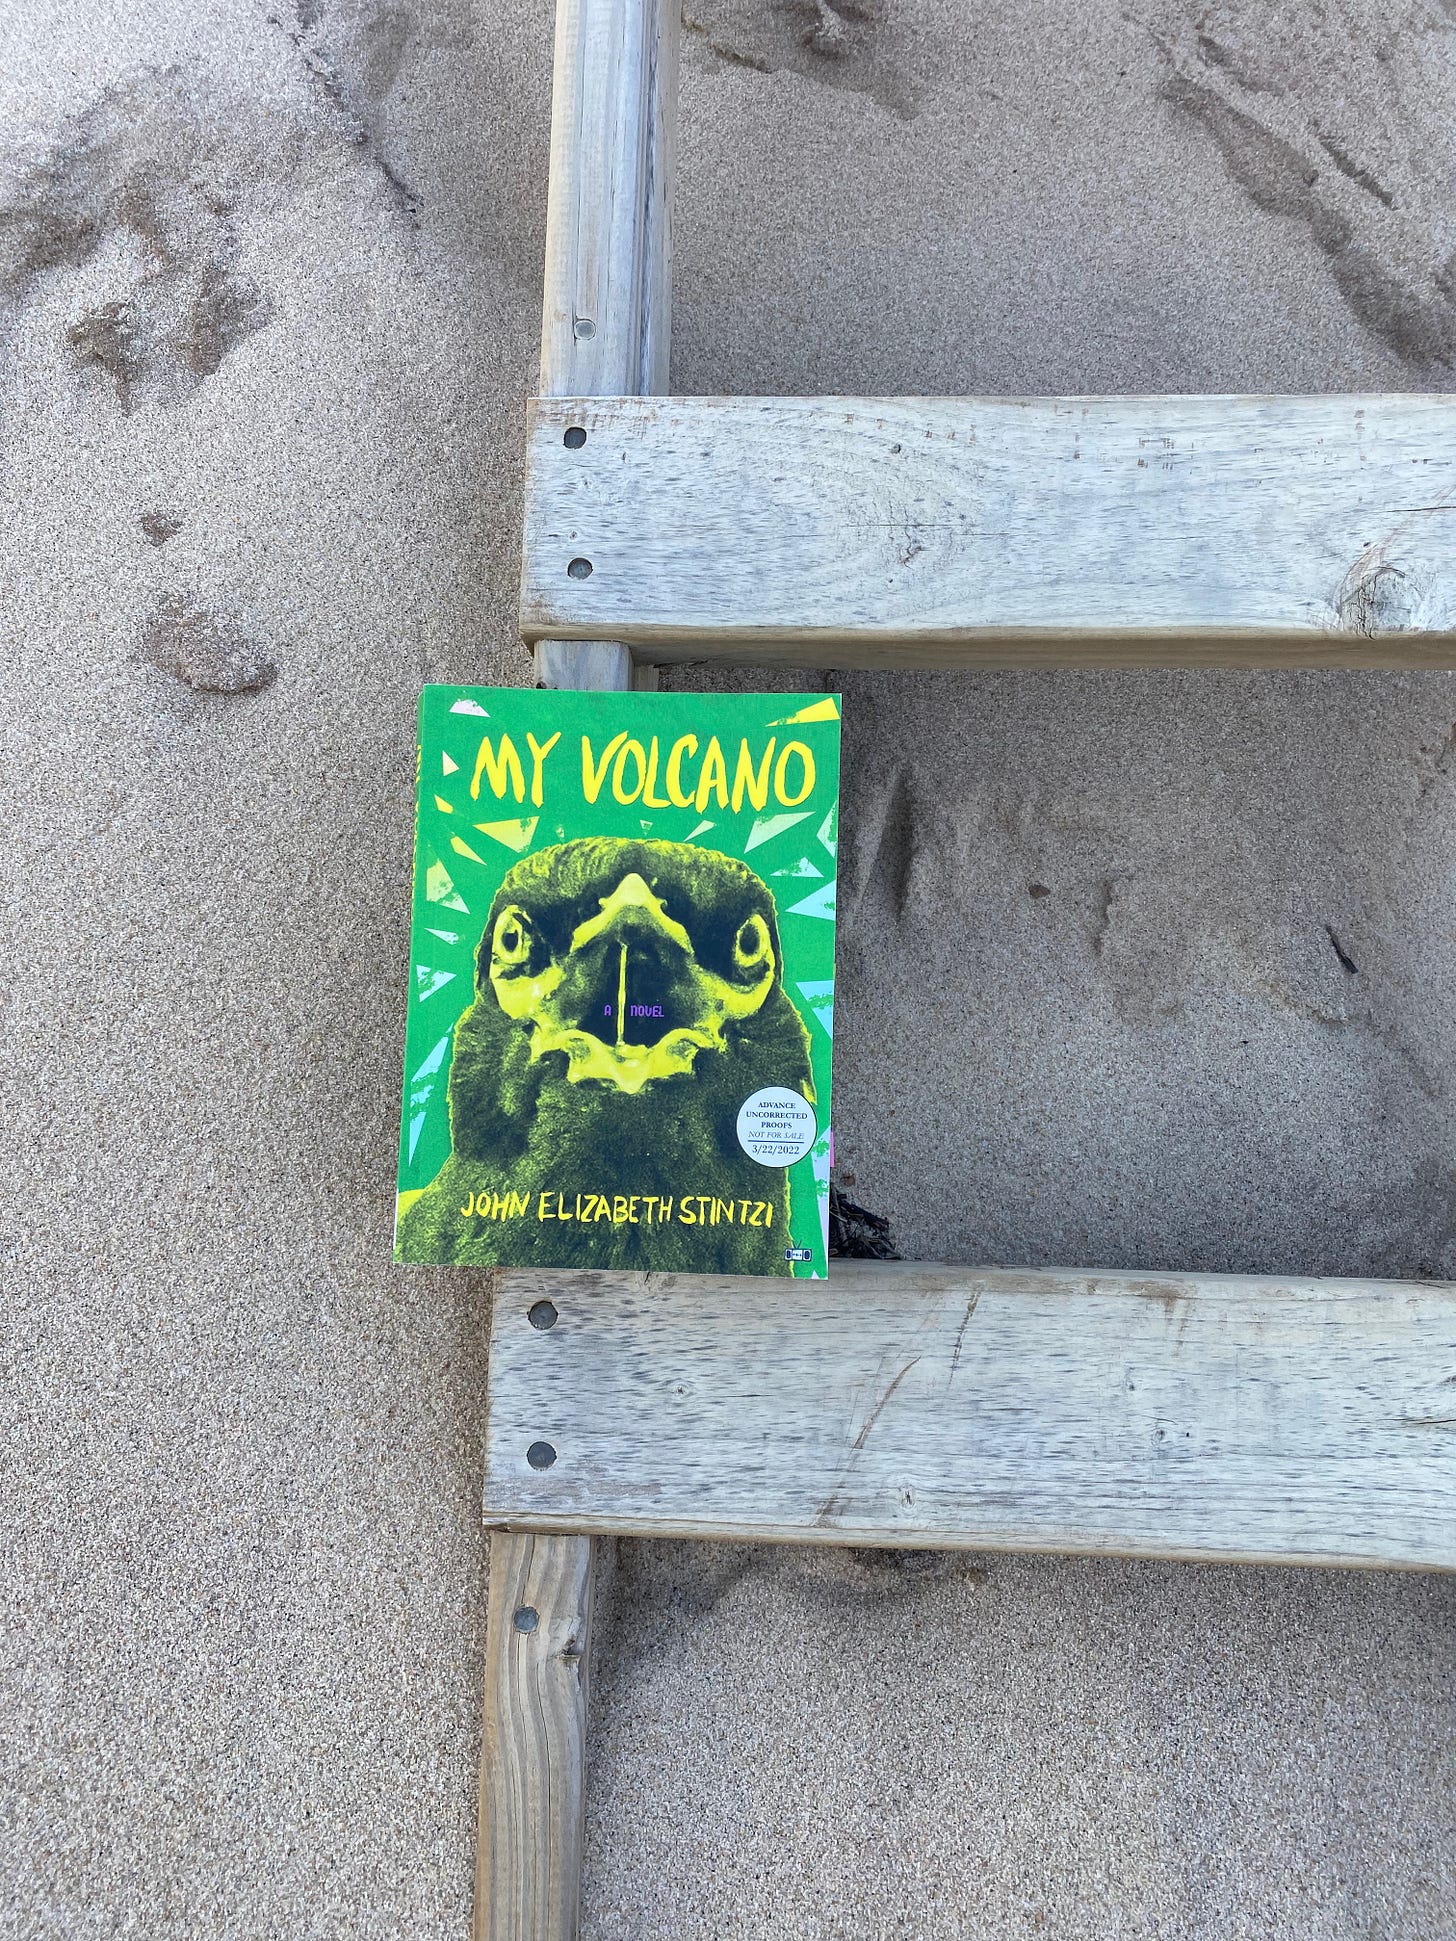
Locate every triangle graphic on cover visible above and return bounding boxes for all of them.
[474,817,539,853]
[795,978,834,1037]
[424,857,469,913]
[769,696,840,725]
[409,1031,453,1103]
[786,879,836,921]
[746,810,813,852]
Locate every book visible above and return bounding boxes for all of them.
[394,686,841,1277]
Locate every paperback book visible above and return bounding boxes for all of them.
[394,686,841,1276]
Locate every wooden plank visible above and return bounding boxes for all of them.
[528,642,659,686]
[482,1262,1456,1570]
[520,394,1456,668]
[531,639,633,691]
[533,0,676,691]
[476,1532,595,1941]
[537,0,675,397]
[479,3,678,1930]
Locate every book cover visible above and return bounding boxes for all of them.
[394,687,841,1276]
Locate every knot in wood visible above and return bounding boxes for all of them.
[1336,557,1415,636]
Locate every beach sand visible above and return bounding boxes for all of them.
[2,0,1453,1933]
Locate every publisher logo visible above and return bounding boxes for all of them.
[784,1247,811,1262]
[736,1085,817,1167]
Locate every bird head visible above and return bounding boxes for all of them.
[478,838,787,1095]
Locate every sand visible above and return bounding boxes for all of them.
[1,0,1454,1935]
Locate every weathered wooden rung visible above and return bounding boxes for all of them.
[521,394,1456,668]
[477,1533,594,1941]
[481,0,674,1926]
[485,1262,1456,1571]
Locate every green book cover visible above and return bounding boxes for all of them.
[394,687,841,1277]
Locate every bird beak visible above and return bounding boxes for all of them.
[555,872,700,1055]
[496,870,775,1095]
[566,873,693,956]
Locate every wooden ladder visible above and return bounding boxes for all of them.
[476,5,1456,1935]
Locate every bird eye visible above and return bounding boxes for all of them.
[492,905,533,967]
[733,914,771,971]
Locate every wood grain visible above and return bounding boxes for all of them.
[476,1532,595,1941]
[532,0,676,691]
[521,394,1456,667]
[531,640,633,691]
[537,0,675,397]
[483,1262,1456,1570]
[482,4,677,1931]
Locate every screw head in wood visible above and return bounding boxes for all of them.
[526,1440,557,1469]
[512,1606,539,1633]
[567,557,593,579]
[563,426,587,448]
[528,1300,559,1331]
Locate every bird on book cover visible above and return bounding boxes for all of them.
[396,837,815,1271]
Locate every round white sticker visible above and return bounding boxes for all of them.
[736,1086,817,1167]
